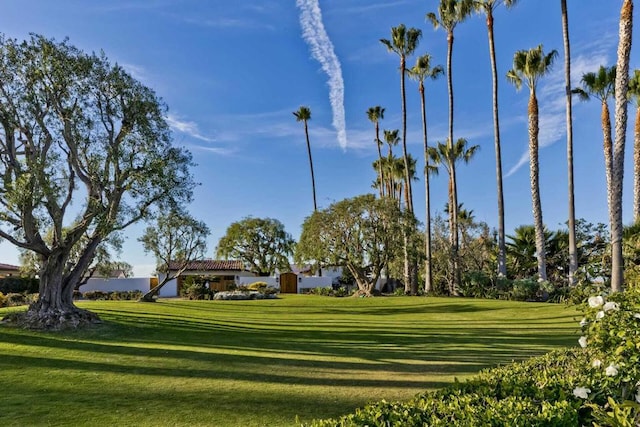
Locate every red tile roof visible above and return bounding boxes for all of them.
[168,259,245,272]
[0,263,20,271]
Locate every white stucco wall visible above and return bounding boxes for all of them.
[82,277,151,293]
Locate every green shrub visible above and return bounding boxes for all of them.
[460,271,491,298]
[83,290,109,300]
[3,293,28,307]
[509,277,540,301]
[0,292,5,308]
[181,281,213,300]
[0,277,39,294]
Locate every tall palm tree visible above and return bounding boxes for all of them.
[427,137,480,294]
[381,24,422,294]
[573,66,616,212]
[408,54,444,294]
[611,0,633,293]
[380,25,422,214]
[427,0,473,289]
[560,0,578,286]
[293,106,317,211]
[472,0,517,280]
[367,106,386,198]
[628,70,640,223]
[506,44,558,282]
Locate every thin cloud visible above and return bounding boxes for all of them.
[504,37,613,177]
[188,145,236,156]
[166,114,216,143]
[337,0,418,15]
[296,0,348,150]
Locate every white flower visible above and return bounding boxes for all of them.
[580,318,588,327]
[588,295,605,308]
[596,311,605,320]
[592,359,602,368]
[573,386,591,399]
[603,301,619,312]
[633,313,640,320]
[578,336,588,348]
[605,363,619,377]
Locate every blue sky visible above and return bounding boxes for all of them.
[0,1,638,276]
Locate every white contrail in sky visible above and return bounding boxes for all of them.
[296,0,348,150]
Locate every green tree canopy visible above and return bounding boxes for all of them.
[216,217,295,276]
[0,34,195,328]
[296,194,412,295]
[139,210,210,301]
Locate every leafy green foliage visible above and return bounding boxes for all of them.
[297,194,413,295]
[180,278,214,300]
[82,291,142,301]
[0,34,195,320]
[216,217,295,276]
[139,209,210,300]
[0,277,39,294]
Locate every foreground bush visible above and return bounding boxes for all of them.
[304,289,640,426]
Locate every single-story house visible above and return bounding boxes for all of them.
[0,263,20,278]
[162,259,257,296]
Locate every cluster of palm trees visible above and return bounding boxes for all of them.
[294,0,635,294]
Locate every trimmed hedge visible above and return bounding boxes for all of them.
[0,277,39,294]
[82,290,142,301]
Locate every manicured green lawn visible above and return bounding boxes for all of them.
[0,295,580,426]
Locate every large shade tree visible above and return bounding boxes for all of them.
[139,210,210,302]
[473,0,518,279]
[0,35,194,329]
[19,231,130,290]
[296,194,412,296]
[507,44,558,282]
[216,217,295,276]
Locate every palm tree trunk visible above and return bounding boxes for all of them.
[419,82,433,293]
[486,9,507,279]
[611,0,633,293]
[634,106,640,222]
[376,122,385,198]
[446,31,461,293]
[400,56,413,214]
[561,0,578,286]
[602,102,614,212]
[304,121,318,211]
[400,56,419,294]
[529,91,547,281]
